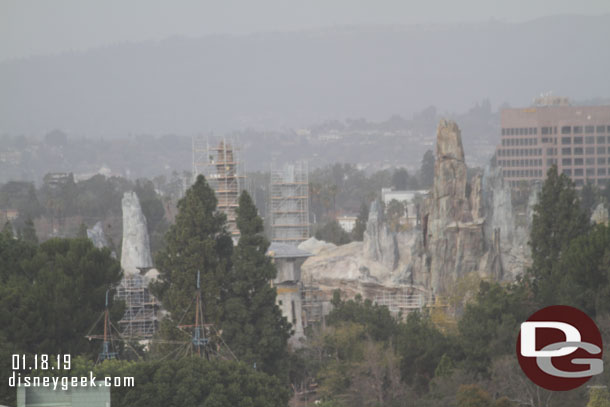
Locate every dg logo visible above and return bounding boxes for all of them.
[516,305,604,391]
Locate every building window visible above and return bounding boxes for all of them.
[586,126,595,134]
[598,168,607,176]
[575,169,584,176]
[598,147,607,154]
[574,158,583,165]
[586,147,595,155]
[574,136,584,144]
[562,126,571,134]
[598,136,606,144]
[575,179,584,186]
[574,147,583,155]
[597,126,606,133]
[586,157,595,165]
[546,148,554,155]
[562,137,571,144]
[585,136,595,144]
[598,157,606,165]
[563,169,572,176]
[562,158,572,166]
[574,126,583,134]
[561,148,572,155]
[587,168,595,176]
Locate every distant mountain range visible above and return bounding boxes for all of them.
[1,14,609,136]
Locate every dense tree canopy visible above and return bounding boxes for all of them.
[221,191,291,374]
[152,175,233,325]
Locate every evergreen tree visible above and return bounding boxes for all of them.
[77,221,88,239]
[420,149,435,188]
[152,175,233,328]
[21,217,38,244]
[222,191,290,374]
[529,165,589,306]
[351,201,369,241]
[1,221,12,238]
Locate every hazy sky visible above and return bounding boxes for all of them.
[1,0,610,62]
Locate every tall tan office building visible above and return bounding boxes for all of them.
[496,101,610,187]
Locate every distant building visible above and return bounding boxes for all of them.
[0,209,19,222]
[267,242,312,344]
[17,383,110,407]
[381,188,428,226]
[496,102,610,187]
[336,215,357,233]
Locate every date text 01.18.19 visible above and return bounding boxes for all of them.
[12,354,71,371]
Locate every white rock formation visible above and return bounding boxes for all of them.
[120,191,153,274]
[591,203,609,225]
[87,221,109,249]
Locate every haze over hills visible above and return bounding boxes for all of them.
[1,14,609,136]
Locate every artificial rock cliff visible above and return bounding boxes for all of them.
[300,119,534,300]
[120,191,153,275]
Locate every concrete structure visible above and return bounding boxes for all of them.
[337,215,357,233]
[270,161,310,245]
[192,136,244,238]
[17,383,110,407]
[267,242,311,344]
[496,103,610,187]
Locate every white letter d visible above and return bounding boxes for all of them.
[520,321,581,357]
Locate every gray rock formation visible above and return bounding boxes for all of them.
[423,120,488,293]
[301,119,536,302]
[120,191,153,274]
[87,221,109,249]
[591,203,609,225]
[482,165,515,249]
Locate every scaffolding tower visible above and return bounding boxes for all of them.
[270,161,310,245]
[115,274,159,339]
[192,136,244,238]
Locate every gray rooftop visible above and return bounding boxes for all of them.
[267,242,312,259]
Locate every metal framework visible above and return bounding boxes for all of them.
[115,274,159,339]
[301,283,324,327]
[192,136,244,238]
[270,161,310,244]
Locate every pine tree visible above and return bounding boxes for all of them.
[221,191,290,374]
[1,221,13,238]
[76,221,88,239]
[351,201,369,241]
[529,165,590,306]
[21,217,38,244]
[152,175,233,327]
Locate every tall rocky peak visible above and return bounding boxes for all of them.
[300,118,536,304]
[120,191,153,275]
[432,120,470,224]
[425,120,488,293]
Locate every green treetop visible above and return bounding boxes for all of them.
[529,165,589,306]
[152,175,233,327]
[222,191,291,375]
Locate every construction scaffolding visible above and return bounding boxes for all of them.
[115,274,159,339]
[270,161,310,245]
[192,136,245,238]
[372,288,445,316]
[301,283,324,327]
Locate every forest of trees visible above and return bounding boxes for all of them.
[1,166,610,406]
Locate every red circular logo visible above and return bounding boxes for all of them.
[516,305,603,391]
